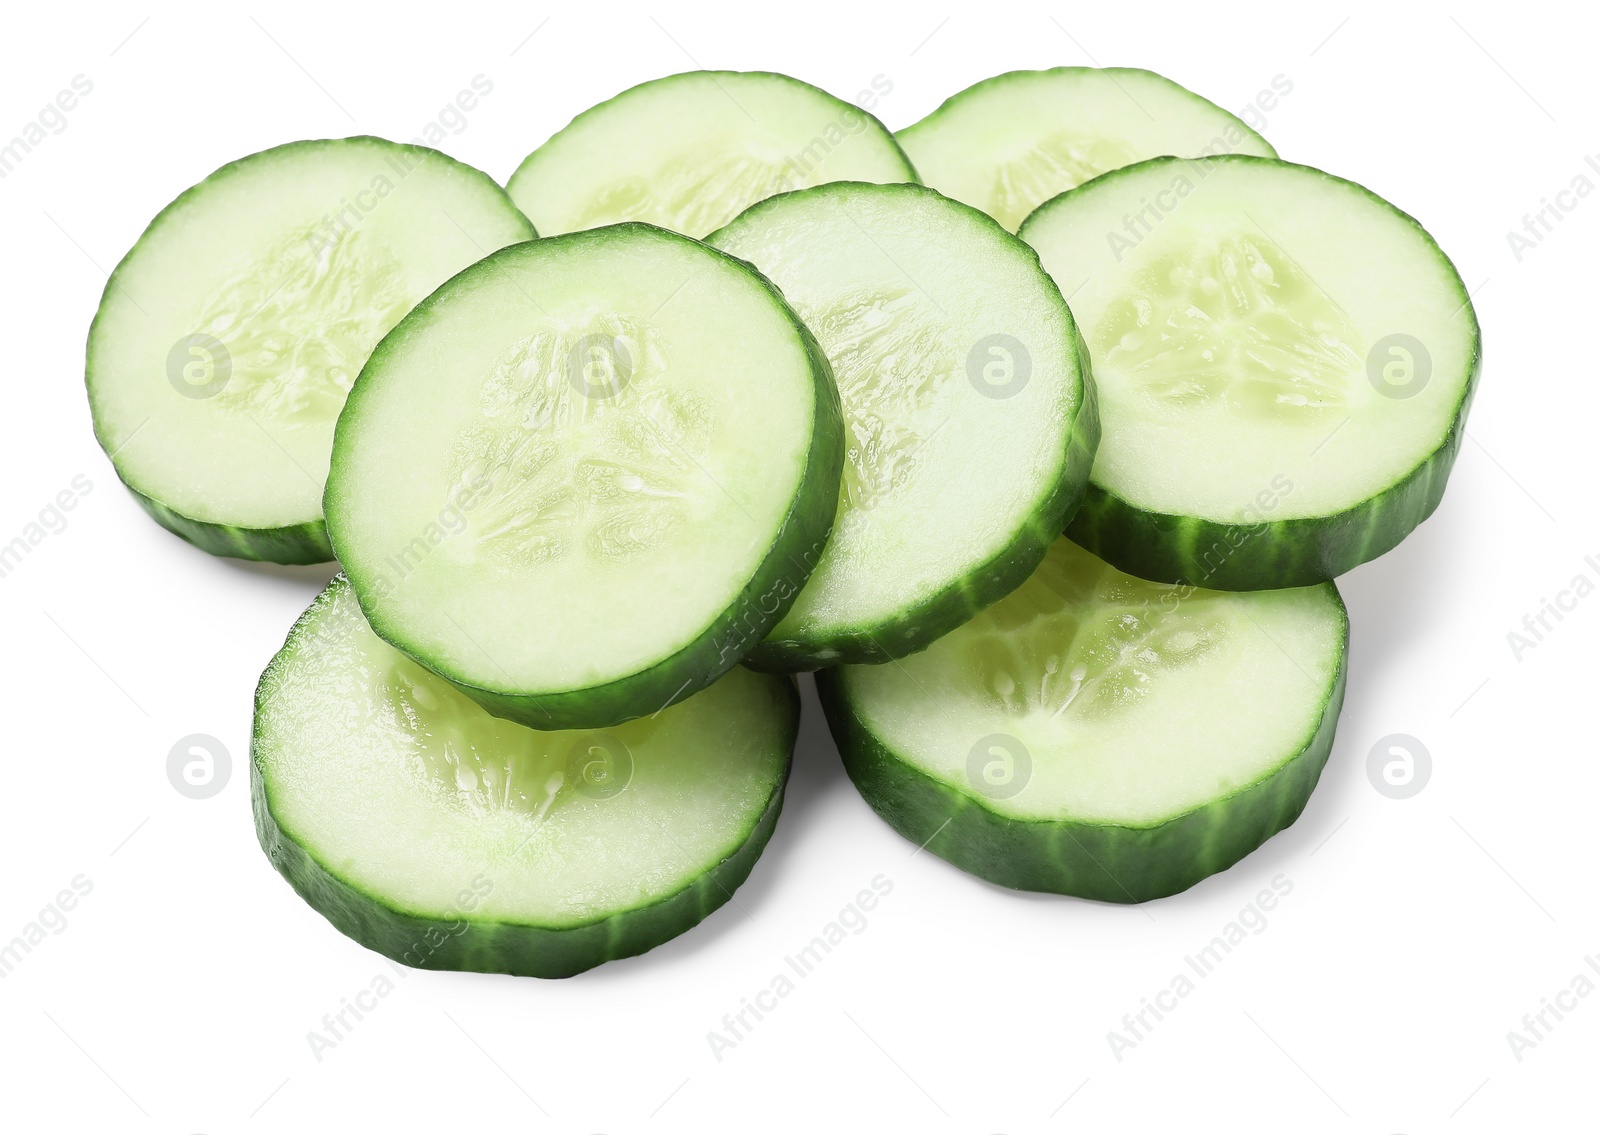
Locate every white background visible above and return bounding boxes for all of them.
[1,2,1592,1131]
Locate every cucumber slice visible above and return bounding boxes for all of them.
[818,538,1347,902]
[86,137,536,563]
[707,182,1097,669]
[1019,155,1481,590]
[506,71,917,239]
[897,68,1275,231]
[326,222,842,730]
[253,577,793,978]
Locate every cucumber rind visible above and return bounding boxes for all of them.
[816,588,1348,902]
[1064,389,1473,589]
[86,136,536,565]
[708,182,1102,671]
[251,585,798,979]
[252,758,789,979]
[1019,154,1483,590]
[897,65,1277,159]
[123,481,335,564]
[327,223,845,730]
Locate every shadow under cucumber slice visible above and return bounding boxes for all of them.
[818,538,1346,902]
[252,577,795,978]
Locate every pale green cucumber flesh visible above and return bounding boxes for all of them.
[252,577,795,978]
[1019,155,1481,589]
[326,222,843,729]
[708,181,1098,669]
[86,136,536,563]
[507,70,917,239]
[897,67,1276,231]
[819,538,1347,901]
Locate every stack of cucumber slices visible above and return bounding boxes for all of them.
[87,66,1479,976]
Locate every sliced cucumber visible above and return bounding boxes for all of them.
[326,222,842,730]
[707,182,1097,669]
[818,538,1346,902]
[506,71,916,239]
[253,577,793,978]
[897,68,1275,231]
[1019,155,1481,589]
[86,137,535,563]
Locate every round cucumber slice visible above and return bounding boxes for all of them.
[818,538,1346,902]
[86,137,536,563]
[506,70,916,239]
[1019,155,1481,589]
[707,182,1098,669]
[326,222,842,730]
[253,577,794,978]
[897,67,1275,231]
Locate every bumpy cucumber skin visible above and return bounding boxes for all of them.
[86,136,536,566]
[708,183,1102,672]
[124,484,334,564]
[328,224,844,731]
[816,590,1347,902]
[1021,154,1483,590]
[251,615,799,979]
[507,70,920,235]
